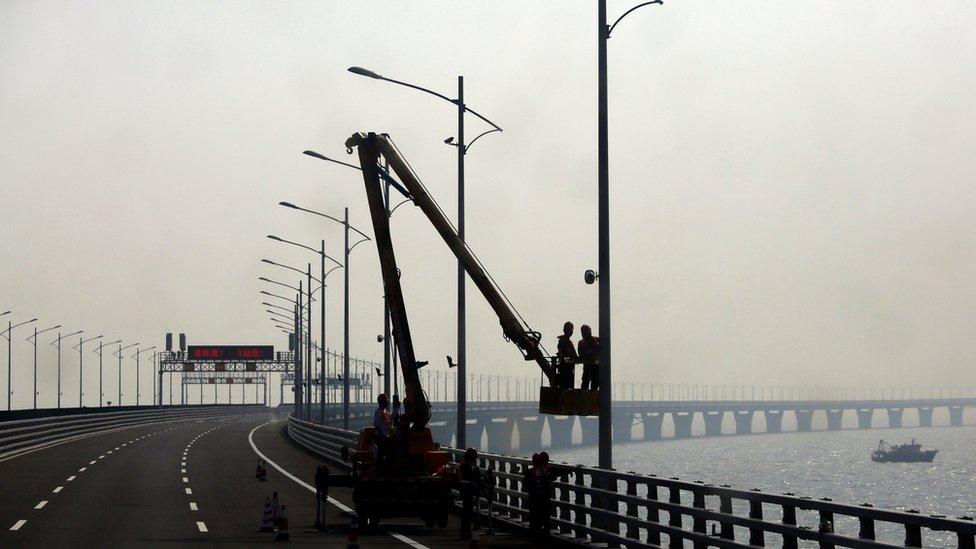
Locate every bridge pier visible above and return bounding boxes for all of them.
[672,412,694,439]
[581,416,599,446]
[733,410,754,435]
[515,417,545,452]
[763,410,783,433]
[856,409,874,429]
[467,419,485,450]
[949,406,964,427]
[642,412,664,440]
[826,409,845,431]
[886,408,903,428]
[485,418,516,455]
[612,413,635,443]
[917,407,933,428]
[548,416,575,448]
[795,410,814,432]
[429,421,455,447]
[703,411,725,437]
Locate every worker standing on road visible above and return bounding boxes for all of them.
[578,324,600,391]
[372,393,392,462]
[314,464,330,530]
[458,448,483,539]
[556,321,578,389]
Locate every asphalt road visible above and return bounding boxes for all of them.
[0,410,538,548]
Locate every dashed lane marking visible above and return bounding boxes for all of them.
[182,477,189,483]
[181,468,187,473]
[66,476,76,482]
[78,467,86,472]
[9,520,26,531]
[52,486,63,494]
[196,521,208,532]
[34,501,47,510]
[185,488,192,495]
[88,460,96,465]
[189,502,198,511]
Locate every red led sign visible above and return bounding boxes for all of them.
[187,345,274,361]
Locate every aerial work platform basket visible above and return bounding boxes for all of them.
[540,387,600,416]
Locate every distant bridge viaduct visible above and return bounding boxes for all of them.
[320,397,974,455]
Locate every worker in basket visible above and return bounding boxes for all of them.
[556,321,578,389]
[578,324,600,391]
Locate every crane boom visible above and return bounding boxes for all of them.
[346,132,557,393]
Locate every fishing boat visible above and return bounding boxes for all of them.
[871,439,937,463]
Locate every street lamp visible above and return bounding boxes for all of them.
[50,329,83,408]
[26,324,60,408]
[346,66,502,449]
[94,339,121,407]
[115,342,139,406]
[74,334,102,407]
[4,317,37,410]
[590,0,664,470]
[276,202,371,430]
[133,346,156,406]
[267,233,343,424]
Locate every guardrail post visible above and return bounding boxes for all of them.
[557,469,572,535]
[574,466,588,536]
[604,475,620,538]
[958,527,975,549]
[692,487,706,536]
[626,478,639,540]
[719,494,735,540]
[819,510,835,549]
[858,515,875,540]
[647,483,662,546]
[668,485,684,546]
[904,523,922,547]
[749,498,765,546]
[782,504,798,549]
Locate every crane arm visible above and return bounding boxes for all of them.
[346,132,557,387]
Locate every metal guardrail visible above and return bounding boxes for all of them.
[286,415,976,548]
[0,406,259,460]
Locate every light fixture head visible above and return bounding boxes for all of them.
[348,66,381,79]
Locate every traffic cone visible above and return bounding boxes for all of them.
[346,515,359,548]
[255,460,263,478]
[259,463,268,481]
[258,497,275,532]
[469,529,480,548]
[275,505,290,541]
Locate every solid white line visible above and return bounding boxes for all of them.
[66,476,76,482]
[34,501,47,510]
[9,520,26,531]
[52,486,63,493]
[247,421,429,549]
[189,502,198,511]
[185,488,192,495]
[196,521,208,532]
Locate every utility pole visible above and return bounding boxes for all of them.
[597,0,613,471]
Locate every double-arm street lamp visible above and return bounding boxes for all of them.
[267,234,343,424]
[277,202,371,430]
[4,316,37,410]
[51,329,83,408]
[133,346,156,406]
[345,67,502,449]
[74,334,103,407]
[115,342,139,406]
[26,324,61,409]
[94,339,122,406]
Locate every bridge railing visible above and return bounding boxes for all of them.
[286,415,976,548]
[0,405,259,460]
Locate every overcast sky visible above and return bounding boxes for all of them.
[2,1,974,408]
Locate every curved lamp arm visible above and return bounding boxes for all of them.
[464,128,502,153]
[607,0,663,37]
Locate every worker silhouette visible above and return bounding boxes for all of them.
[578,324,600,391]
[372,394,393,464]
[556,321,578,389]
[522,452,554,537]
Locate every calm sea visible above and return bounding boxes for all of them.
[547,425,976,547]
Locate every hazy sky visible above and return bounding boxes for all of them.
[2,1,974,408]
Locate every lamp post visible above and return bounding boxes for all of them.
[5,317,37,410]
[26,324,60,409]
[589,0,663,470]
[347,66,502,449]
[50,330,83,409]
[95,340,121,407]
[267,234,342,424]
[74,334,102,407]
[134,346,156,406]
[277,202,371,430]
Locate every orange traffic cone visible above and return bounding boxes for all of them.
[346,515,359,548]
[276,505,290,541]
[258,497,275,532]
[469,528,480,548]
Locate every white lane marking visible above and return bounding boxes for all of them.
[189,502,198,511]
[34,501,47,509]
[247,421,429,549]
[66,476,76,482]
[182,477,189,483]
[181,461,186,466]
[114,447,119,450]
[196,521,208,532]
[181,468,187,473]
[52,486,63,493]
[185,488,192,495]
[9,520,26,531]
[107,451,113,454]
[89,460,96,465]
[78,467,86,472]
